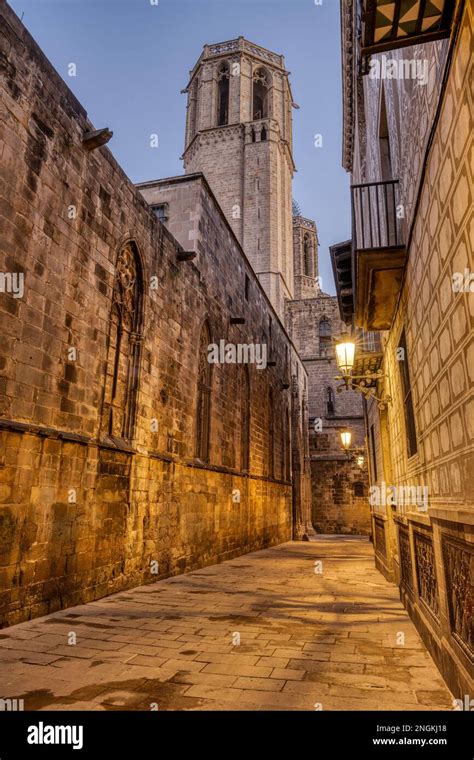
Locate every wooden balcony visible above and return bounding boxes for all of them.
[351,179,407,331]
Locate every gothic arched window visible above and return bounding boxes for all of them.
[217,62,230,126]
[268,388,275,478]
[303,233,312,276]
[253,68,268,120]
[189,77,199,140]
[326,386,335,416]
[319,317,331,356]
[283,406,291,480]
[195,321,212,461]
[103,241,143,441]
[241,365,250,471]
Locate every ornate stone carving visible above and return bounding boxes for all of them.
[414,531,439,619]
[208,40,239,55]
[341,0,355,172]
[204,38,283,69]
[399,525,413,592]
[113,243,140,331]
[217,62,230,81]
[253,68,269,86]
[442,537,473,657]
[243,40,281,67]
[104,241,142,441]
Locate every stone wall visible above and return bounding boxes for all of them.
[311,459,370,535]
[286,283,372,536]
[0,2,310,627]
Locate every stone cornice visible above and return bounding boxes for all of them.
[182,123,244,163]
[293,215,317,231]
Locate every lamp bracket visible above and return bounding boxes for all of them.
[335,374,391,410]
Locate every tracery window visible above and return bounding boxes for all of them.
[319,317,331,356]
[217,62,230,126]
[283,406,291,480]
[268,388,275,478]
[303,233,312,276]
[326,386,335,416]
[103,241,143,441]
[196,321,212,461]
[189,77,199,140]
[241,365,250,471]
[253,68,268,120]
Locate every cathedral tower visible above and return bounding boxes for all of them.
[182,38,296,319]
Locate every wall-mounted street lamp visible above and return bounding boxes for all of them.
[335,342,356,375]
[339,430,365,467]
[334,338,391,409]
[340,430,352,451]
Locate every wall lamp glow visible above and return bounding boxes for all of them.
[334,338,391,410]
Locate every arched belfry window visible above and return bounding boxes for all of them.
[196,321,212,461]
[217,62,230,126]
[253,68,269,120]
[326,387,335,416]
[103,241,143,441]
[303,233,313,276]
[319,318,331,356]
[241,365,250,471]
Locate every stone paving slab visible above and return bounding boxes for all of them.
[0,537,454,711]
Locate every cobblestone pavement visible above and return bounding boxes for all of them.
[0,537,453,711]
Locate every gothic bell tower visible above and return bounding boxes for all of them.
[182,38,296,320]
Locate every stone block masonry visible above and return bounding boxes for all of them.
[0,1,311,626]
[286,287,371,537]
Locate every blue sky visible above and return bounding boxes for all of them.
[9,0,351,293]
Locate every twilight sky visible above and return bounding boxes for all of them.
[9,0,351,294]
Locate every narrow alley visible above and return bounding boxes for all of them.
[0,538,453,711]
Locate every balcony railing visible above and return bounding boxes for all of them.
[349,180,407,331]
[358,329,382,353]
[351,180,404,251]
